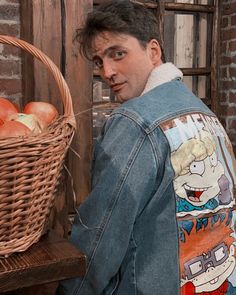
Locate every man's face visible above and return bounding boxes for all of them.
[92,31,161,103]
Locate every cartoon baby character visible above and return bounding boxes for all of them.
[171,130,232,214]
[180,213,236,294]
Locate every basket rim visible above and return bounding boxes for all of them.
[0,34,76,129]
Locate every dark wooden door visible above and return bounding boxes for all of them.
[21,0,93,237]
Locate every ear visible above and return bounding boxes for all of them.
[148,39,162,66]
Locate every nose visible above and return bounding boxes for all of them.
[102,58,116,80]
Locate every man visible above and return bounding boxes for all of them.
[57,1,236,294]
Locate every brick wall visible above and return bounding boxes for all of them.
[219,1,236,154]
[0,0,21,108]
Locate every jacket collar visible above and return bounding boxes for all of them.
[142,62,183,95]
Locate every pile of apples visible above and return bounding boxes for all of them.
[0,97,58,139]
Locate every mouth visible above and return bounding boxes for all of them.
[209,277,219,285]
[196,261,233,289]
[184,184,208,202]
[110,82,125,93]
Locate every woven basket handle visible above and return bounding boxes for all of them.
[0,35,76,128]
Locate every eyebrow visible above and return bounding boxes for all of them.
[93,45,126,60]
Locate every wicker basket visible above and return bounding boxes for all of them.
[0,35,76,257]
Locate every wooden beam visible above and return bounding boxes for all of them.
[31,1,63,114]
[63,0,93,209]
[20,1,34,107]
[181,67,211,76]
[20,1,93,237]
[93,1,215,13]
[197,0,208,99]
[210,0,220,115]
[20,0,67,239]
[0,232,86,293]
[164,2,214,13]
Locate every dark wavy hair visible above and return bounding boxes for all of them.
[76,0,165,62]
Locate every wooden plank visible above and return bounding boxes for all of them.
[210,0,220,115]
[3,282,59,295]
[181,67,211,75]
[94,0,215,13]
[20,1,34,108]
[20,0,93,235]
[0,232,86,293]
[192,4,200,96]
[197,0,208,99]
[20,0,69,239]
[174,0,194,91]
[64,0,93,209]
[164,2,214,13]
[20,1,64,113]
[164,11,175,62]
[156,0,165,54]
[32,0,63,114]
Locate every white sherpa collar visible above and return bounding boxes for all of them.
[141,62,183,95]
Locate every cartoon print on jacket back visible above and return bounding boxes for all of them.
[160,112,236,217]
[172,130,232,215]
[160,112,236,294]
[179,212,236,294]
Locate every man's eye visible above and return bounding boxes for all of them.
[111,50,126,60]
[93,59,103,69]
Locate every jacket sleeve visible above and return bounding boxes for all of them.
[57,113,159,295]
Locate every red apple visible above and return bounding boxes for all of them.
[23,101,58,129]
[0,120,31,139]
[0,97,19,121]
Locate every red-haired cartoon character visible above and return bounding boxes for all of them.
[180,213,236,294]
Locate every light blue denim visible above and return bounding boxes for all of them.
[57,80,217,294]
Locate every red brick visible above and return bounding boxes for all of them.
[5,0,20,3]
[219,91,228,103]
[221,16,229,28]
[222,2,236,15]
[220,80,236,90]
[220,67,228,78]
[229,41,236,52]
[2,44,20,58]
[229,91,236,104]
[221,29,236,41]
[228,118,236,130]
[0,60,20,76]
[229,67,236,78]
[0,5,19,21]
[220,55,236,65]
[220,42,227,55]
[0,23,20,37]
[231,15,236,26]
[0,78,22,95]
[220,105,236,116]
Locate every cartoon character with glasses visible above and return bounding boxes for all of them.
[180,214,236,294]
[171,130,233,216]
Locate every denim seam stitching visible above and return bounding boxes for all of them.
[148,109,214,133]
[109,273,120,295]
[113,109,214,135]
[109,112,149,134]
[132,231,137,295]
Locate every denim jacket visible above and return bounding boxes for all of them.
[58,65,236,295]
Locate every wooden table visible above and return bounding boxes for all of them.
[0,232,86,294]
